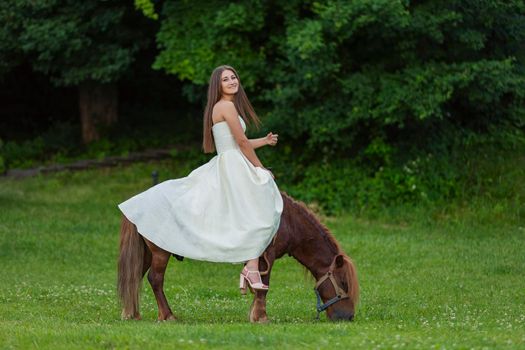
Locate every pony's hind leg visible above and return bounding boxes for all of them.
[142,245,152,278]
[144,239,177,321]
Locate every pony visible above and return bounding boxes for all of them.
[117,192,359,322]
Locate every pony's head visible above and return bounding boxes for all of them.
[315,254,359,321]
[279,192,360,321]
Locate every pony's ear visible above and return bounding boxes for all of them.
[335,254,345,268]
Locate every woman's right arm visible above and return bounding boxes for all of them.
[218,102,264,168]
[249,132,278,149]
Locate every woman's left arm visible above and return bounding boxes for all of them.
[249,132,278,149]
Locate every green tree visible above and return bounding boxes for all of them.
[0,1,150,143]
[151,0,525,158]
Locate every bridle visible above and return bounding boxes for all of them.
[260,241,350,320]
[313,260,349,320]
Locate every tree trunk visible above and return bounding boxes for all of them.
[79,81,118,144]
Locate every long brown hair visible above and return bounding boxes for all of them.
[202,65,261,153]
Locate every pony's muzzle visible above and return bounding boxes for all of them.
[331,310,354,321]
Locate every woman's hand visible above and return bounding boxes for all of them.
[265,132,278,146]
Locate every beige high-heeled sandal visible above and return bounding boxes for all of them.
[239,266,269,295]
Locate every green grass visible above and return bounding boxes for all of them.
[1,160,524,349]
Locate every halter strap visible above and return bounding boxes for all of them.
[313,259,350,319]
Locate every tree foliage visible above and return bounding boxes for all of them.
[0,1,154,143]
[154,0,266,88]
[0,0,149,86]
[134,0,159,20]
[153,0,525,157]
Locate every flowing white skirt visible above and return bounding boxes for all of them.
[118,149,283,263]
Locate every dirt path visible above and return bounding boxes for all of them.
[3,148,176,179]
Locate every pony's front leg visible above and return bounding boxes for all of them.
[250,290,269,323]
[145,240,177,321]
[249,254,274,323]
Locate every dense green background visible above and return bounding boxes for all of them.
[1,0,524,214]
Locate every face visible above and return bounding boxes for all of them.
[318,256,356,321]
[220,69,239,97]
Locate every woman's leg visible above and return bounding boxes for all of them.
[240,258,267,292]
[245,258,259,271]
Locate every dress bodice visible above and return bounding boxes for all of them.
[212,116,246,154]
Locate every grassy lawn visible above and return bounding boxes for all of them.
[0,160,524,349]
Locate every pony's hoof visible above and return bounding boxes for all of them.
[157,314,178,321]
[121,312,142,321]
[249,307,269,323]
[256,316,270,324]
[249,315,270,324]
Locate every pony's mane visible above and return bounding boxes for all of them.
[281,191,342,255]
[280,191,360,304]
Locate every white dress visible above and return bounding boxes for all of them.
[118,116,283,263]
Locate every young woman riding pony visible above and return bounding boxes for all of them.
[118,65,282,293]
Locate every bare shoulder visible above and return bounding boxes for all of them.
[213,100,236,113]
[212,100,238,123]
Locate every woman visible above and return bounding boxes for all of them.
[118,65,283,292]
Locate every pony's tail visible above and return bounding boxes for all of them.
[117,215,144,320]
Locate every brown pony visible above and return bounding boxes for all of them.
[117,192,359,322]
